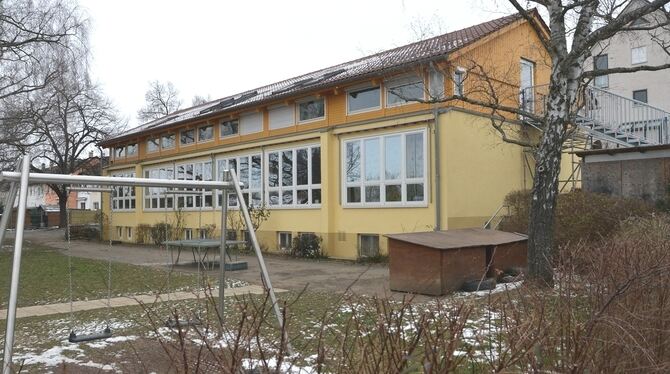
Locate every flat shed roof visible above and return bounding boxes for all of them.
[385,228,527,250]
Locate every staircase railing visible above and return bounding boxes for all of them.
[483,204,510,230]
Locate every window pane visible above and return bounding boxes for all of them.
[365,186,380,202]
[297,149,308,185]
[282,190,293,205]
[297,190,308,204]
[198,125,213,141]
[347,187,361,203]
[269,191,279,205]
[251,155,261,188]
[239,156,249,186]
[346,141,361,182]
[268,152,279,187]
[385,136,401,179]
[181,129,195,145]
[387,80,424,106]
[633,89,648,103]
[405,133,424,178]
[126,144,137,155]
[282,151,293,187]
[148,138,159,152]
[299,99,325,121]
[312,188,321,204]
[364,138,380,181]
[406,183,424,202]
[162,134,175,148]
[385,185,401,202]
[311,147,321,184]
[348,86,380,112]
[220,120,239,137]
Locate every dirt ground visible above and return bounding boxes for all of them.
[15,228,396,298]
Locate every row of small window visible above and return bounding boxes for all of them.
[278,232,380,257]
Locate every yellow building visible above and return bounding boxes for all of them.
[100,11,558,260]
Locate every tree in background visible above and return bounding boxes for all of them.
[136,80,182,123]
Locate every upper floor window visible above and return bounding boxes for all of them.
[162,133,176,149]
[216,154,262,208]
[239,112,263,135]
[631,46,647,65]
[593,54,609,88]
[453,68,466,97]
[126,143,137,156]
[386,75,425,107]
[633,89,648,104]
[220,119,239,138]
[147,138,160,153]
[114,146,125,159]
[180,129,195,145]
[143,166,174,210]
[198,125,213,142]
[267,145,321,207]
[111,171,135,211]
[268,104,295,130]
[298,98,325,122]
[343,130,426,207]
[347,85,380,114]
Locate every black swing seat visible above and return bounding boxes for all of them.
[68,327,112,343]
[165,317,201,329]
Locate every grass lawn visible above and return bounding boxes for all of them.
[0,244,214,309]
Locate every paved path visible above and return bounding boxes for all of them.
[0,285,285,320]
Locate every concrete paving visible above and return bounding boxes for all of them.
[16,228,394,297]
[0,284,283,320]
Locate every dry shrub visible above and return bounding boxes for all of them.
[500,189,655,247]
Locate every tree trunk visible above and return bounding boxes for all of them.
[527,82,569,285]
[58,189,68,229]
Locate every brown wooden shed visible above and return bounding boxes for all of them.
[386,228,528,295]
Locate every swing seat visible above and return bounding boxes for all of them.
[165,317,201,329]
[68,327,112,343]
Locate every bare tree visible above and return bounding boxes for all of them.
[137,80,182,123]
[191,94,211,106]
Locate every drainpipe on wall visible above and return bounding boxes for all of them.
[433,106,441,231]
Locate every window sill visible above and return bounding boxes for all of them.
[342,202,428,209]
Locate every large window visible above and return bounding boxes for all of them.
[175,161,213,209]
[126,143,137,156]
[162,133,176,149]
[143,166,174,210]
[386,75,425,106]
[343,130,426,207]
[147,138,160,153]
[180,129,195,145]
[266,145,321,207]
[268,104,295,129]
[593,54,609,88]
[298,98,325,122]
[239,112,263,135]
[217,154,262,208]
[198,124,213,142]
[111,171,136,210]
[347,86,380,114]
[114,146,125,159]
[220,119,239,138]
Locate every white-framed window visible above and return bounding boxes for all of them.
[143,165,175,210]
[268,104,295,130]
[359,234,380,257]
[428,67,445,99]
[520,59,535,113]
[127,227,132,239]
[114,146,125,159]
[631,46,647,65]
[347,85,381,114]
[220,119,239,138]
[184,228,193,240]
[266,145,321,208]
[162,133,176,149]
[126,143,137,156]
[198,124,214,142]
[147,137,160,153]
[116,226,122,239]
[80,202,86,209]
[342,129,427,207]
[93,202,99,210]
[298,97,325,123]
[593,54,609,88]
[180,129,195,146]
[453,68,466,97]
[217,154,262,208]
[239,111,263,135]
[278,232,292,251]
[385,74,425,107]
[111,171,136,211]
[175,160,213,209]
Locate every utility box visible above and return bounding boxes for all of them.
[387,228,527,295]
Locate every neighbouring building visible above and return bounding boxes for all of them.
[100,11,567,259]
[590,0,670,111]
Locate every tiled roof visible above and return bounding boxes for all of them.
[102,12,525,145]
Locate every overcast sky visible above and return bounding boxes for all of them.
[78,0,515,129]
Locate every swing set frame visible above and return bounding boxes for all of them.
[0,155,287,374]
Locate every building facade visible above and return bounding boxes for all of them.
[591,0,670,111]
[100,12,561,259]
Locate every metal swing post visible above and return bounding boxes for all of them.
[2,155,31,374]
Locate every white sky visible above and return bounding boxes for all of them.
[78,0,515,129]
